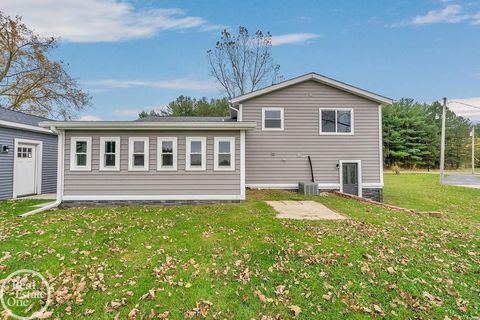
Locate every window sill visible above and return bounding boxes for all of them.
[157,168,178,172]
[128,168,149,172]
[70,167,92,171]
[261,128,284,131]
[99,168,120,172]
[318,132,354,136]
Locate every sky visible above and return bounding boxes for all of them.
[2,0,480,121]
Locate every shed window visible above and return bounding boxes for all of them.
[319,108,353,134]
[157,137,177,171]
[70,137,91,171]
[186,137,206,171]
[214,137,235,171]
[100,137,120,171]
[128,137,149,171]
[262,108,284,130]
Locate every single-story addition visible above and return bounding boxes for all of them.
[0,108,57,200]
[39,72,392,207]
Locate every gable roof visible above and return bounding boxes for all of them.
[0,108,55,134]
[0,107,51,126]
[229,72,393,105]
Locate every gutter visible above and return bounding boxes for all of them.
[19,126,64,217]
[38,121,256,131]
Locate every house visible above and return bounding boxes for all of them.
[0,108,57,200]
[38,73,391,207]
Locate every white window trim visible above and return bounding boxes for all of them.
[99,137,120,171]
[339,160,362,197]
[128,137,149,171]
[214,137,235,171]
[157,137,177,171]
[186,137,206,171]
[70,137,92,171]
[319,108,354,135]
[12,138,43,198]
[262,107,284,131]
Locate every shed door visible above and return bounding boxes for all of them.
[342,162,359,196]
[15,144,37,197]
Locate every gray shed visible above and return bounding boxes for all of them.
[0,108,58,199]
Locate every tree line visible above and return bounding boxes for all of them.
[383,99,477,169]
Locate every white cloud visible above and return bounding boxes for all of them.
[1,0,220,42]
[78,115,102,121]
[448,98,480,122]
[411,4,470,25]
[271,33,320,46]
[83,78,218,91]
[393,4,480,27]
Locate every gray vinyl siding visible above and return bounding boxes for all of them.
[0,127,57,199]
[63,130,240,196]
[241,80,381,186]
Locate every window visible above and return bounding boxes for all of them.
[186,137,206,171]
[70,137,91,171]
[100,137,120,171]
[17,147,32,158]
[128,137,149,171]
[214,137,235,171]
[157,137,177,171]
[262,107,284,130]
[319,108,354,134]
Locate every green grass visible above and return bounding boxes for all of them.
[0,175,478,319]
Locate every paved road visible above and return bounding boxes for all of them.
[443,173,480,188]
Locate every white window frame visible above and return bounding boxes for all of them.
[262,107,284,131]
[319,108,354,135]
[157,137,177,171]
[99,137,120,171]
[128,137,149,171]
[70,137,92,171]
[186,137,206,171]
[214,137,235,171]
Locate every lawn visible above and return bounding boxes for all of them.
[0,174,478,319]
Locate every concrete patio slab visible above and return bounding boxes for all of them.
[443,173,480,189]
[266,201,347,220]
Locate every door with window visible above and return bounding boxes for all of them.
[342,162,359,196]
[15,144,37,196]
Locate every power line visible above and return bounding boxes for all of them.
[449,100,480,110]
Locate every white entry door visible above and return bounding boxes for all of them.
[15,144,37,197]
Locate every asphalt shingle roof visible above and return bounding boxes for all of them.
[0,108,51,126]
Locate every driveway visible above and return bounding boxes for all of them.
[443,173,480,189]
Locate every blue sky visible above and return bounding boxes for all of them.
[3,0,480,120]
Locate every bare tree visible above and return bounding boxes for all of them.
[0,13,91,119]
[207,26,281,99]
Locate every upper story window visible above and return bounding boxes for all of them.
[100,137,120,171]
[157,137,177,171]
[128,137,149,171]
[186,137,206,171]
[70,137,91,171]
[214,137,235,171]
[262,107,284,131]
[319,108,354,135]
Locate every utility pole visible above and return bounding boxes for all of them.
[440,97,447,184]
[471,127,475,174]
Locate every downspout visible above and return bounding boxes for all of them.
[19,126,64,217]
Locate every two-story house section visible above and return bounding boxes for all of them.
[230,73,392,202]
[39,72,392,206]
